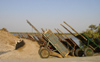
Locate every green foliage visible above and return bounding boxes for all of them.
[89,24,97,31]
[97,24,100,35]
[83,24,100,39]
[83,29,93,38]
[81,23,100,47]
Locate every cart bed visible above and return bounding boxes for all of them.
[43,29,69,57]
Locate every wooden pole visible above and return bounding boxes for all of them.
[27,20,42,36]
[60,24,76,37]
[57,28,69,39]
[26,20,46,45]
[57,28,76,46]
[64,21,87,41]
[41,28,45,33]
[54,28,63,41]
[55,28,71,46]
[55,28,60,34]
[64,21,79,35]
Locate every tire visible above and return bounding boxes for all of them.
[39,48,50,58]
[38,48,42,55]
[75,49,83,57]
[70,50,75,56]
[84,47,94,56]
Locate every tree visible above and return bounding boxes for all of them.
[83,29,93,38]
[81,23,100,47]
[83,24,100,40]
[89,24,97,32]
[97,24,100,35]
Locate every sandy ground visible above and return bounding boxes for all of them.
[0,56,100,62]
[0,29,41,59]
[0,29,100,62]
[0,39,40,59]
[0,29,64,59]
[0,30,18,52]
[0,38,63,59]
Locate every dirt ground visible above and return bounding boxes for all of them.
[0,29,18,52]
[0,29,40,59]
[0,56,100,62]
[0,29,61,59]
[0,29,100,62]
[0,38,62,59]
[0,39,40,59]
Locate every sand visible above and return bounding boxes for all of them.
[0,29,100,61]
[0,39,40,59]
[0,29,40,59]
[0,29,18,52]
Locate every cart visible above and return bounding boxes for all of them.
[60,21,100,56]
[55,28,83,56]
[76,33,100,56]
[39,29,69,58]
[27,20,69,58]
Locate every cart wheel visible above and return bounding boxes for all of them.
[75,49,83,57]
[84,47,94,56]
[39,48,50,58]
[38,47,43,55]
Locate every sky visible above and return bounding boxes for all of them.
[0,0,100,33]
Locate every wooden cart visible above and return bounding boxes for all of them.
[39,29,69,58]
[61,21,100,56]
[55,28,83,56]
[27,20,69,58]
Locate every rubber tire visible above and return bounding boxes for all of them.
[70,50,75,56]
[39,48,50,58]
[84,47,94,56]
[75,49,81,56]
[75,49,83,57]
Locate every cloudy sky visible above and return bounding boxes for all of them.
[0,0,100,33]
